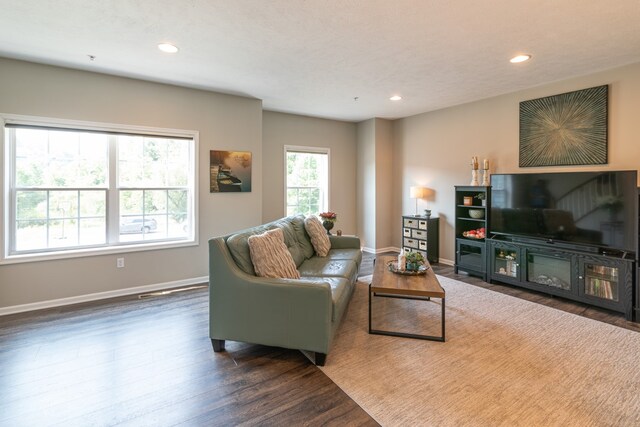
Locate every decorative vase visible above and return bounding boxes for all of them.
[482,169,490,186]
[322,220,335,235]
[470,169,479,186]
[424,209,432,218]
[406,262,417,271]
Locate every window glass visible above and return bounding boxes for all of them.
[4,119,196,261]
[285,149,329,217]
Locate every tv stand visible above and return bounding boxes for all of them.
[488,235,635,321]
[505,235,601,254]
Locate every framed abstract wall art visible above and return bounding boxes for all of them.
[210,150,252,192]
[519,85,608,167]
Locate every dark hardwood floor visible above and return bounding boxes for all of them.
[2,252,638,426]
[0,284,377,426]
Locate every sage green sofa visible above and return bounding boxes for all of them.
[208,215,362,365]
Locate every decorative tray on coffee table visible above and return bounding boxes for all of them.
[387,261,429,276]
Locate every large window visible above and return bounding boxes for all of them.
[2,115,197,262]
[285,146,329,216]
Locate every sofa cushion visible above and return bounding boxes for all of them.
[286,215,315,259]
[226,216,312,275]
[248,228,301,279]
[227,225,269,276]
[304,215,331,257]
[300,277,352,321]
[327,248,363,268]
[298,257,358,283]
[271,218,306,267]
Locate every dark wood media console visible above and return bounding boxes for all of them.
[488,235,635,321]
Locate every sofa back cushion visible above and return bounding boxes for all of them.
[248,228,301,279]
[289,215,315,260]
[226,215,314,275]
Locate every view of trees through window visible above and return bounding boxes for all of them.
[286,149,328,216]
[7,124,194,255]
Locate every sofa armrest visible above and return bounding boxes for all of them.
[329,235,361,249]
[209,237,334,353]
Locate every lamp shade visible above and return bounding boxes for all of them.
[410,186,426,199]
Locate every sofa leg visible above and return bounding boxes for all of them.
[315,352,326,366]
[211,339,225,352]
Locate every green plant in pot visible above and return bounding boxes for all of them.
[475,192,486,206]
[405,251,425,271]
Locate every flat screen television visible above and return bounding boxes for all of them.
[490,171,638,254]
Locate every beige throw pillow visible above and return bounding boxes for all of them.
[248,228,300,279]
[304,215,331,257]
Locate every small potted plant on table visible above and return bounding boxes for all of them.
[405,251,425,271]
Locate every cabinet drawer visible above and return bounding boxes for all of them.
[419,240,427,250]
[403,218,418,228]
[403,228,411,237]
[418,220,428,230]
[403,238,419,249]
[412,229,427,239]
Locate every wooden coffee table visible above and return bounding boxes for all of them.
[368,255,445,341]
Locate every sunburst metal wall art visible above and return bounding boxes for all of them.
[519,85,608,167]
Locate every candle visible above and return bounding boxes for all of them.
[483,159,489,170]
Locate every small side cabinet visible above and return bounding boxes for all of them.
[402,215,439,263]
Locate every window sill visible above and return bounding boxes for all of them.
[0,239,198,265]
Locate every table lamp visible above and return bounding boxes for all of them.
[410,186,426,216]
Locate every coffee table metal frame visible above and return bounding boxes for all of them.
[368,256,445,342]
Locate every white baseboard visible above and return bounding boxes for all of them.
[0,276,209,316]
[438,258,454,266]
[362,246,400,254]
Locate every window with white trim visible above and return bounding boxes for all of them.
[2,116,197,261]
[285,146,329,216]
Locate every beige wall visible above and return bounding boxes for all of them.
[356,118,395,252]
[374,119,394,250]
[356,119,376,249]
[0,58,263,308]
[261,111,357,234]
[393,62,640,264]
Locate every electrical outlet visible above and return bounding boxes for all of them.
[117,257,125,268]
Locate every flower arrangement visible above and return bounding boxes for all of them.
[406,251,424,264]
[405,251,425,271]
[319,212,337,222]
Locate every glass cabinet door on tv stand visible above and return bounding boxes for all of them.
[489,241,522,284]
[578,255,634,315]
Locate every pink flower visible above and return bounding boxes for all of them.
[319,211,337,221]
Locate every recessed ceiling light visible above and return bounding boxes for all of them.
[510,54,531,63]
[390,95,402,101]
[158,43,179,53]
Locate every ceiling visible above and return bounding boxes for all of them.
[1,0,640,122]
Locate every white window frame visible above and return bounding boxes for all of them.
[283,145,330,216]
[1,114,199,264]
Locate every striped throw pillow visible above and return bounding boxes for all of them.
[248,228,300,279]
[304,215,331,257]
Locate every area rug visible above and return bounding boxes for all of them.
[320,276,640,426]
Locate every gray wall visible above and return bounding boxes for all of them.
[393,62,640,264]
[0,58,263,309]
[261,111,357,234]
